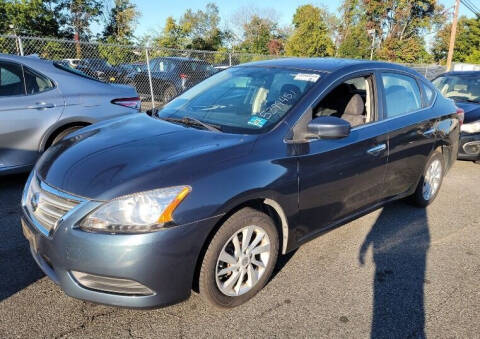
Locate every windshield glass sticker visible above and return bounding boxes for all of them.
[248,116,268,128]
[258,89,300,120]
[294,73,320,82]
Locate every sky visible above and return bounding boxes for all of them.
[126,0,476,39]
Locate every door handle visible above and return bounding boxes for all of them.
[28,102,55,109]
[422,128,435,137]
[366,144,386,156]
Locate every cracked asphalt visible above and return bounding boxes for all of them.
[1,161,479,338]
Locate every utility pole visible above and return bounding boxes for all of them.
[368,29,376,60]
[446,0,461,71]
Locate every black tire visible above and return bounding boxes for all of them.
[199,207,279,308]
[410,150,445,207]
[50,126,83,147]
[162,84,177,103]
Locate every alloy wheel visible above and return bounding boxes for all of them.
[422,159,442,200]
[215,225,271,296]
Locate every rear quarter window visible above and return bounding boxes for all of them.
[53,62,101,82]
[421,81,435,106]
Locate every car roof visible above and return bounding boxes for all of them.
[238,57,417,74]
[0,53,54,69]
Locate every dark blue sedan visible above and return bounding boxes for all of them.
[432,71,480,161]
[21,58,461,309]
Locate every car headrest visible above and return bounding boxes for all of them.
[344,94,364,116]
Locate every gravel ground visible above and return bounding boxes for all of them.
[0,161,479,338]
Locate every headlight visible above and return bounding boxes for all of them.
[79,186,191,233]
[461,121,480,134]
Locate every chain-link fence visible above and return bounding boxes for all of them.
[0,34,278,111]
[0,34,448,111]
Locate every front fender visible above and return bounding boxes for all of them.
[173,155,299,251]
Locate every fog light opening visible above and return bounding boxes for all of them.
[71,271,154,296]
[463,141,480,155]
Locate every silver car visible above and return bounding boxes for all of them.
[0,54,141,175]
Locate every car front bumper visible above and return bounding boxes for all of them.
[21,187,221,308]
[458,132,480,161]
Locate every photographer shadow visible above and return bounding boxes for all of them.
[0,173,44,301]
[359,201,430,339]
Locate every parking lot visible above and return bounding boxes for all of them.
[0,161,479,338]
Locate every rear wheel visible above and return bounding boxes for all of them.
[410,151,444,207]
[199,207,279,308]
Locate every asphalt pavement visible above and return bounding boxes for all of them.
[0,161,479,338]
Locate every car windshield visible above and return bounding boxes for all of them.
[432,74,480,103]
[156,66,320,133]
[184,61,215,73]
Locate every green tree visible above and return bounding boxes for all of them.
[102,0,139,42]
[364,0,444,62]
[285,5,335,57]
[57,0,103,57]
[337,0,371,59]
[380,35,432,63]
[154,3,227,51]
[180,3,223,50]
[337,22,371,59]
[154,16,185,49]
[0,0,64,37]
[58,0,103,39]
[98,37,136,65]
[336,0,444,62]
[40,40,68,59]
[432,17,480,65]
[238,15,277,54]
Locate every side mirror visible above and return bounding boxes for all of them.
[307,116,351,139]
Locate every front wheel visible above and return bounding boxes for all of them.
[199,207,279,308]
[410,151,445,207]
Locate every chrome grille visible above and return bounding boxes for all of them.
[25,175,82,234]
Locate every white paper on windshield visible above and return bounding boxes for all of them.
[294,73,320,82]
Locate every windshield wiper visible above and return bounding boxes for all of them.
[161,117,222,132]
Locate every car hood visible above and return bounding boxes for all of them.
[455,101,480,123]
[36,114,256,200]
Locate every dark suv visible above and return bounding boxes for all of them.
[76,58,125,83]
[132,57,216,103]
[22,58,460,309]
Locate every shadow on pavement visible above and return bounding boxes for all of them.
[359,201,430,339]
[0,173,44,301]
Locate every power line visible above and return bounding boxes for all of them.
[463,0,480,14]
[460,0,480,17]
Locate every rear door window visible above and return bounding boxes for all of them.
[0,62,25,96]
[153,60,174,72]
[381,73,422,118]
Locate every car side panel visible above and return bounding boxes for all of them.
[435,111,461,170]
[296,124,388,242]
[383,112,438,198]
[0,88,65,170]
